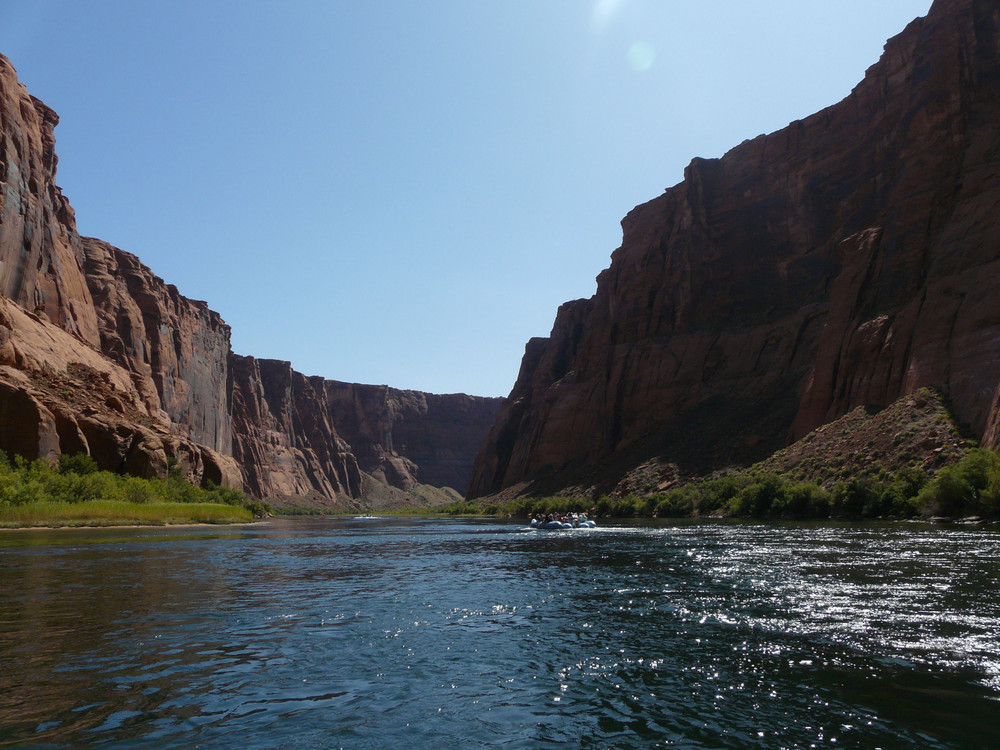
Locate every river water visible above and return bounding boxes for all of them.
[1,517,998,749]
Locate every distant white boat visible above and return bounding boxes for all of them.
[353,514,381,520]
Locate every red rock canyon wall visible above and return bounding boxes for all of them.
[469,0,1000,497]
[0,53,499,502]
[325,382,503,492]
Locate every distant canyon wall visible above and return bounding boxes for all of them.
[230,356,364,501]
[0,53,499,503]
[325,382,504,492]
[469,0,1000,497]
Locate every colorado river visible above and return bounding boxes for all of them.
[1,517,998,748]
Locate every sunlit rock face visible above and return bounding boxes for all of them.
[82,238,234,456]
[0,295,242,488]
[229,365,503,503]
[469,0,1000,498]
[230,356,364,502]
[0,54,238,488]
[0,53,501,503]
[0,56,100,346]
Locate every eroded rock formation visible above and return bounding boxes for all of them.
[0,296,241,487]
[230,356,363,503]
[0,56,99,345]
[227,366,503,507]
[325,382,503,492]
[469,0,1000,498]
[82,237,234,455]
[0,52,500,504]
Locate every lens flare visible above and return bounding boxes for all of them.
[628,41,656,72]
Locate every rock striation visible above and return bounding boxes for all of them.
[469,0,1000,498]
[0,52,500,504]
[0,296,241,487]
[230,356,364,503]
[0,57,99,345]
[82,237,234,456]
[0,54,237,488]
[230,368,502,507]
[325,382,503,492]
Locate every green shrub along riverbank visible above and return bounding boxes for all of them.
[0,453,270,528]
[444,449,1000,522]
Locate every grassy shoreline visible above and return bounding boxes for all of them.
[0,500,254,529]
[0,452,269,529]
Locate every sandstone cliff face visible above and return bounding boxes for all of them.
[0,54,238,488]
[0,296,241,486]
[0,52,499,505]
[230,355,363,503]
[82,237,234,455]
[229,365,501,504]
[325,382,503,492]
[0,56,99,346]
[469,0,1000,498]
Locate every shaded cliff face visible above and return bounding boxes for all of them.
[325,382,503,493]
[469,0,1000,498]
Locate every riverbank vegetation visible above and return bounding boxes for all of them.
[0,453,269,528]
[444,448,1000,522]
[0,500,253,527]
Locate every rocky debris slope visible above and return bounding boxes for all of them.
[469,0,1000,498]
[0,53,499,504]
[758,388,970,487]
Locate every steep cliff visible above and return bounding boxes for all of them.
[0,53,238,488]
[230,355,363,504]
[0,295,241,487]
[469,0,1000,498]
[0,56,99,346]
[229,365,501,507]
[82,237,234,455]
[325,382,503,492]
[0,52,499,505]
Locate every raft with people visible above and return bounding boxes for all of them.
[529,513,597,530]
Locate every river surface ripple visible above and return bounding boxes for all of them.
[1,517,999,748]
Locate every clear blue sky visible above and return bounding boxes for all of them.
[0,1,931,397]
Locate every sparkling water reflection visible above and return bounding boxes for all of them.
[1,518,998,748]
